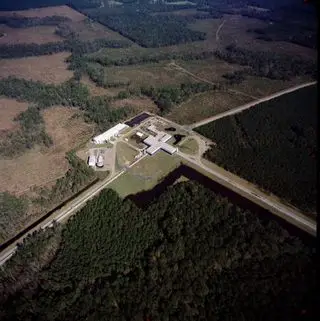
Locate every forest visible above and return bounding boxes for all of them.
[0,182,316,320]
[196,85,317,214]
[214,44,317,81]
[0,192,28,243]
[87,12,206,48]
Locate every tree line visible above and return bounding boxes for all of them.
[0,38,130,59]
[0,15,70,28]
[0,181,316,320]
[0,77,130,132]
[195,84,317,213]
[141,82,220,113]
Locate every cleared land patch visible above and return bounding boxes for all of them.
[195,85,317,215]
[168,90,251,124]
[178,138,199,155]
[67,19,129,41]
[0,25,63,45]
[103,62,193,88]
[0,107,94,195]
[0,5,86,22]
[0,52,73,84]
[115,141,138,169]
[0,98,28,133]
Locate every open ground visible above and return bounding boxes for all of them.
[0,107,94,195]
[0,52,73,84]
[0,5,86,22]
[0,25,63,45]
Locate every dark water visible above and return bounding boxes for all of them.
[173,134,186,145]
[127,165,315,246]
[165,127,176,132]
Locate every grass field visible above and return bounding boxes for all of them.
[0,52,73,84]
[115,141,138,169]
[0,98,29,133]
[168,90,251,124]
[110,151,181,198]
[0,25,63,45]
[178,138,199,155]
[0,106,94,195]
[103,61,194,88]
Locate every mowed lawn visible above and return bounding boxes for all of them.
[110,151,181,198]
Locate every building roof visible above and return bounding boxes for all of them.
[143,131,176,155]
[93,123,129,144]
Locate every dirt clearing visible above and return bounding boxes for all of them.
[0,106,94,195]
[0,98,29,133]
[0,5,86,22]
[0,24,63,45]
[0,52,73,84]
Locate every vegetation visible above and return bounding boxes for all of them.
[34,151,96,208]
[87,12,206,47]
[0,77,130,131]
[0,38,130,59]
[0,15,70,28]
[214,44,317,81]
[0,106,52,157]
[141,82,220,113]
[0,192,28,243]
[196,85,317,213]
[0,182,315,320]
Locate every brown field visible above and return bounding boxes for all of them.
[0,98,29,132]
[0,24,63,45]
[167,90,251,124]
[112,97,158,114]
[0,107,94,195]
[68,20,129,41]
[0,52,73,84]
[0,5,86,22]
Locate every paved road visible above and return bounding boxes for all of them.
[0,154,147,266]
[177,150,316,236]
[190,81,317,129]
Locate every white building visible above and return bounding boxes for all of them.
[88,155,96,167]
[93,123,129,144]
[143,126,177,155]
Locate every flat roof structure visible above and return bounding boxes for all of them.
[93,123,129,144]
[125,112,151,127]
[143,128,177,155]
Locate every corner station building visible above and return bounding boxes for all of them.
[143,125,177,155]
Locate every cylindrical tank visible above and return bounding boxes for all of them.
[96,154,104,168]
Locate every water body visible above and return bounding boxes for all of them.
[173,134,185,145]
[127,165,315,246]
